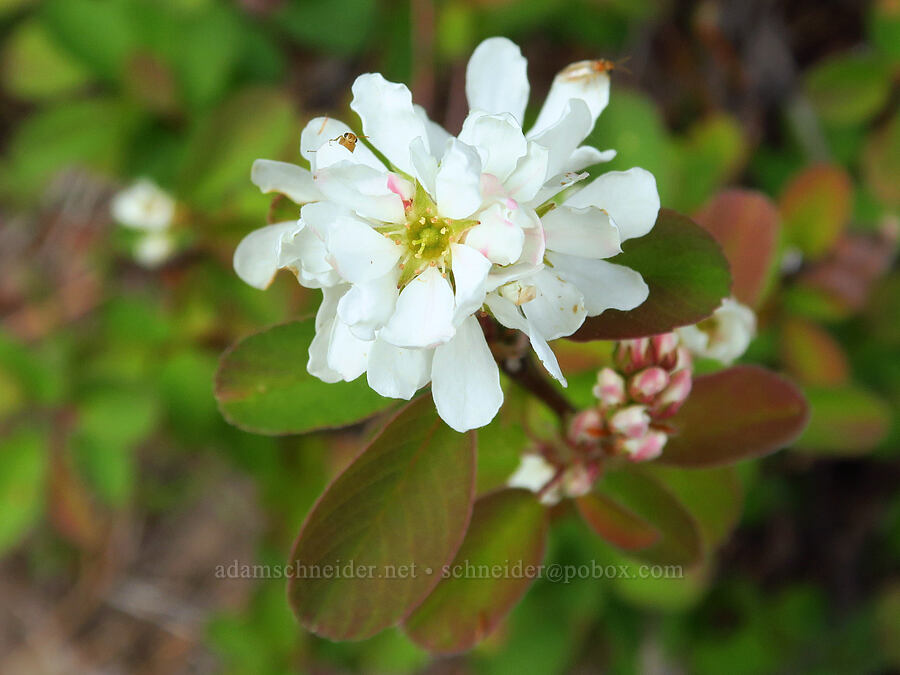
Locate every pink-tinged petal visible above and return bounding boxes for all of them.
[337,269,400,340]
[300,116,384,171]
[609,405,650,438]
[458,111,528,182]
[432,314,503,431]
[380,267,456,349]
[565,168,660,242]
[350,73,429,176]
[313,163,406,223]
[569,408,605,445]
[435,139,483,219]
[366,339,432,399]
[530,61,611,137]
[593,368,626,407]
[465,37,530,125]
[251,159,322,204]
[623,430,667,462]
[528,99,593,178]
[463,203,525,265]
[450,243,492,322]
[233,221,299,290]
[653,369,693,419]
[542,204,622,259]
[628,367,670,403]
[505,141,550,203]
[323,211,402,284]
[521,269,587,341]
[545,252,649,316]
[308,285,348,383]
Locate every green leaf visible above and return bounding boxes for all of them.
[216,319,396,435]
[805,52,892,126]
[273,0,377,55]
[795,385,892,455]
[778,164,852,259]
[863,112,900,209]
[0,427,47,556]
[570,209,731,340]
[594,466,703,566]
[694,189,780,307]
[870,0,900,64]
[780,317,849,386]
[175,5,243,110]
[576,491,660,551]
[404,489,548,654]
[1,19,92,100]
[287,396,476,641]
[659,366,809,468]
[178,87,296,208]
[475,390,530,495]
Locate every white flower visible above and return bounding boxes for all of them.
[110,179,175,231]
[508,453,557,493]
[234,37,660,432]
[677,297,756,364]
[133,231,175,268]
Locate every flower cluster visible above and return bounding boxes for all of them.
[110,179,177,268]
[234,37,660,432]
[509,333,693,504]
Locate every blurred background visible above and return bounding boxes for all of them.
[0,0,898,672]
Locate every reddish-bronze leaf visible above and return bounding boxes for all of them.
[576,492,660,551]
[694,189,779,307]
[658,366,809,467]
[404,489,548,654]
[287,396,476,641]
[780,317,849,386]
[779,164,852,259]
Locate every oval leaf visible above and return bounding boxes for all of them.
[287,396,476,641]
[404,489,548,654]
[780,317,849,386]
[576,492,660,552]
[694,189,779,307]
[570,209,731,341]
[795,385,892,455]
[594,467,703,566]
[659,365,809,467]
[215,319,396,435]
[779,164,851,259]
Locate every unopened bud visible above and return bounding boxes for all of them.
[628,367,669,403]
[650,333,679,366]
[622,430,668,462]
[653,369,693,419]
[562,464,596,498]
[609,405,650,438]
[616,338,650,373]
[499,280,537,306]
[568,408,605,445]
[593,367,626,407]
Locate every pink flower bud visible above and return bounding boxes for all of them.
[615,338,650,373]
[568,408,605,445]
[673,346,693,372]
[562,464,595,498]
[622,430,668,462]
[609,405,650,438]
[628,367,669,403]
[650,333,679,366]
[653,369,693,419]
[592,367,626,407]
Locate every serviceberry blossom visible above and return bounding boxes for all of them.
[677,297,756,365]
[234,37,660,432]
[110,178,177,268]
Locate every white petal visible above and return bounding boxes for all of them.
[300,116,384,171]
[233,221,299,290]
[111,179,174,231]
[529,60,610,137]
[308,286,347,383]
[323,211,402,283]
[414,104,452,155]
[465,37,530,125]
[463,203,525,266]
[564,168,660,242]
[458,111,528,182]
[528,99,593,179]
[522,269,587,340]
[508,454,557,492]
[450,243,492,322]
[435,139,483,219]
[531,169,590,206]
[409,136,438,198]
[542,205,622,259]
[379,267,456,349]
[366,339,432,399]
[350,73,428,176]
[313,162,405,223]
[337,269,400,340]
[327,316,371,381]
[562,146,616,173]
[431,314,503,431]
[504,141,550,203]
[279,221,339,289]
[484,294,566,385]
[546,252,649,315]
[251,159,322,204]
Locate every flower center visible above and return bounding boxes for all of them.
[378,181,479,288]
